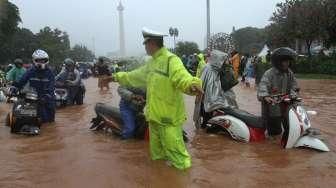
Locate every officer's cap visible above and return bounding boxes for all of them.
[142,27,167,44]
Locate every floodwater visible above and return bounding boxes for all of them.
[0,78,336,188]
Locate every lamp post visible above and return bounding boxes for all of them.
[206,0,210,50]
[169,27,179,51]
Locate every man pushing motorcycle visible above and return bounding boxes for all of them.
[104,27,203,170]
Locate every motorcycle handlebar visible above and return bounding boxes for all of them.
[267,94,301,104]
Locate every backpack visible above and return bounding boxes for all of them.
[219,63,239,92]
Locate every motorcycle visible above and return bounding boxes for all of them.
[90,103,189,142]
[5,87,41,135]
[3,85,18,103]
[55,87,68,107]
[55,81,85,107]
[0,89,5,102]
[204,94,330,152]
[89,104,149,139]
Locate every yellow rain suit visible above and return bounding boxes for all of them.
[114,47,201,170]
[196,53,206,78]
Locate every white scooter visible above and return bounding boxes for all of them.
[205,95,329,152]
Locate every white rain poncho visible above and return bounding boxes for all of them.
[200,50,238,112]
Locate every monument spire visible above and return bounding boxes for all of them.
[117,1,125,56]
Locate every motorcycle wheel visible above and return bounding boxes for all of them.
[75,89,84,105]
[6,113,15,127]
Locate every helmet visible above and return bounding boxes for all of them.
[271,47,297,64]
[32,49,49,69]
[7,64,14,71]
[64,58,75,69]
[271,47,297,70]
[98,57,104,63]
[14,58,23,66]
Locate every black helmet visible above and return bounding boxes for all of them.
[271,47,297,64]
[98,56,104,63]
[14,58,23,66]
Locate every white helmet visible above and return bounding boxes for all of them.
[32,49,49,69]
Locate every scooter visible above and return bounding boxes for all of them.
[205,94,329,152]
[5,87,41,135]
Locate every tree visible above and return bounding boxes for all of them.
[174,41,200,57]
[0,0,21,42]
[265,23,292,49]
[270,0,326,56]
[10,28,39,62]
[36,27,71,65]
[68,44,95,62]
[323,0,336,47]
[0,0,21,64]
[231,27,267,54]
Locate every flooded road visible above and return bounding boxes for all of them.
[1,78,336,188]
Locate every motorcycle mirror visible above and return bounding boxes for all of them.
[296,97,303,102]
[284,98,291,103]
[307,111,317,115]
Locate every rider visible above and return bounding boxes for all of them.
[92,86,146,139]
[197,50,238,128]
[96,57,111,91]
[55,58,82,105]
[13,49,56,123]
[257,47,298,139]
[6,58,26,83]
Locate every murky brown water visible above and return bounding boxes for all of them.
[1,78,336,188]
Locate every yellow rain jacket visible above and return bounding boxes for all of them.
[115,47,201,126]
[114,47,201,170]
[196,53,206,78]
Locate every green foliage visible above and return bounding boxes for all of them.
[323,0,336,47]
[265,23,292,49]
[36,27,71,65]
[0,0,21,42]
[8,28,39,63]
[291,56,336,75]
[231,27,266,55]
[174,41,200,57]
[266,0,336,54]
[0,0,21,63]
[0,2,95,66]
[256,56,336,75]
[68,44,95,62]
[296,73,336,80]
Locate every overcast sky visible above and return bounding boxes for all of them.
[10,0,283,56]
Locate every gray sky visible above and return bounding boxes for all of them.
[10,0,283,56]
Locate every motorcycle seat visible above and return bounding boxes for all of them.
[222,108,264,129]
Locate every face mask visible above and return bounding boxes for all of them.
[35,63,46,69]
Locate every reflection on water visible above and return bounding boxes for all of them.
[0,78,336,187]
